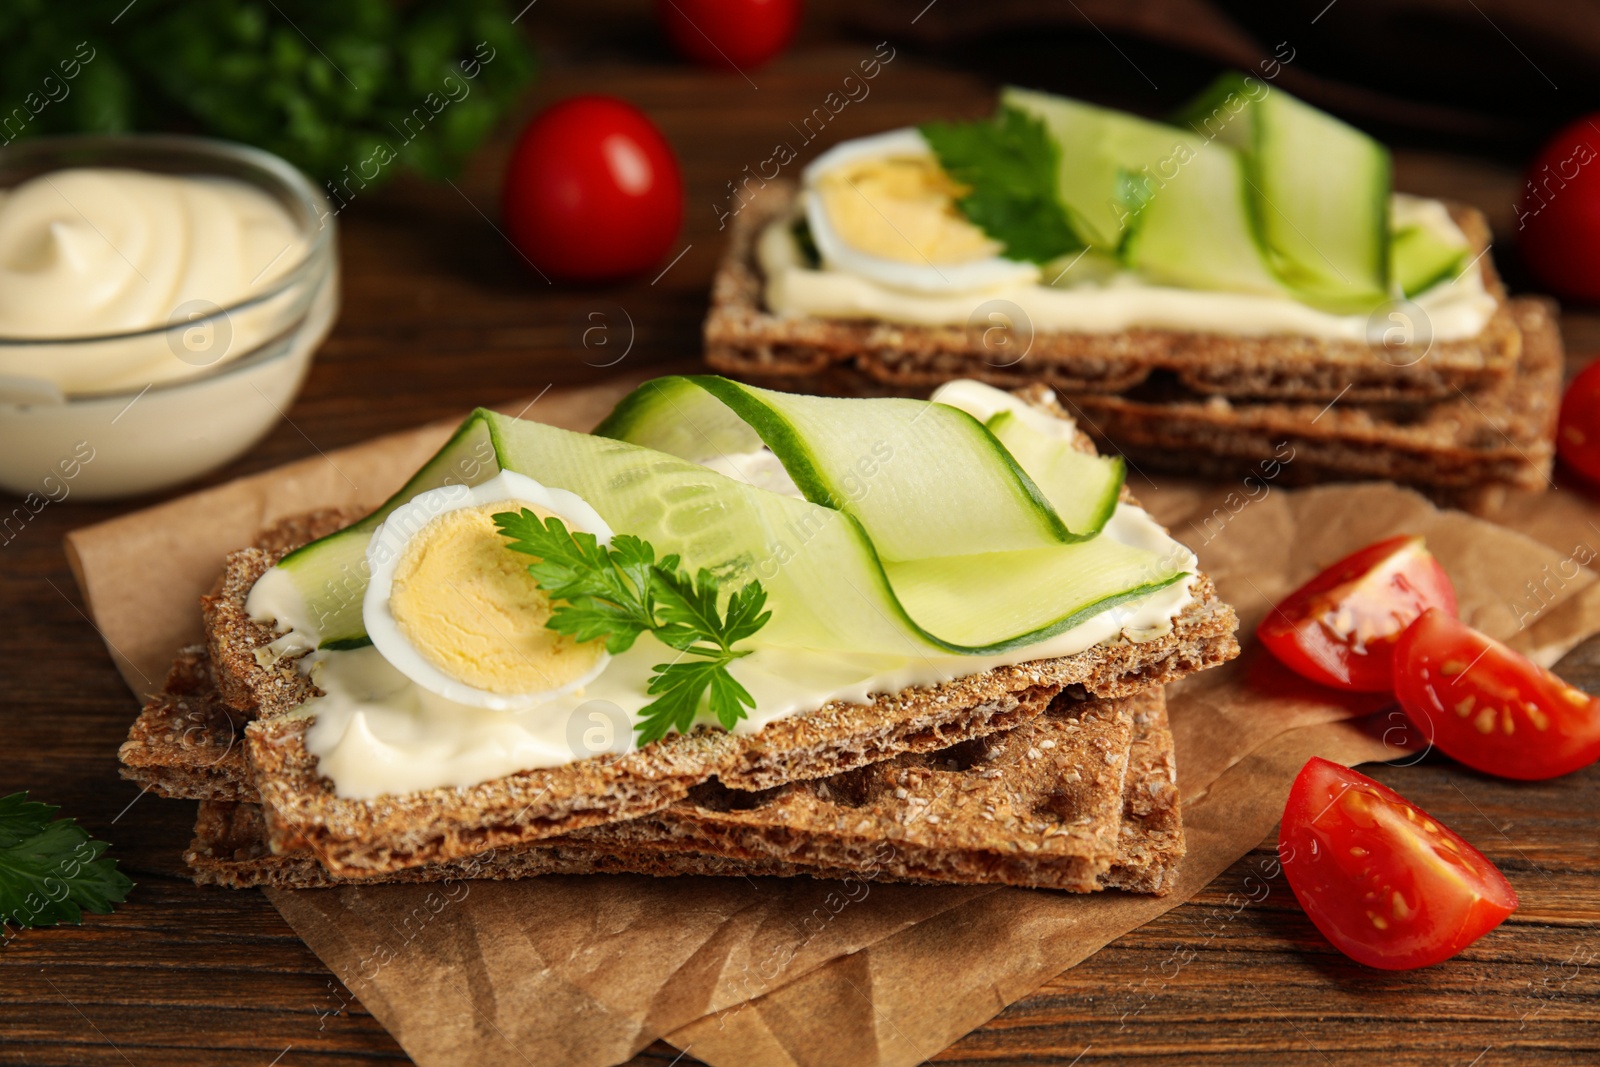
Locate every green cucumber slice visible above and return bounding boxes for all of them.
[1391,223,1469,297]
[597,375,1105,557]
[1001,86,1283,295]
[1176,73,1392,311]
[985,410,1123,535]
[266,400,1188,657]
[1118,139,1286,296]
[1000,87,1178,251]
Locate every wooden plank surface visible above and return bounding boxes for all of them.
[2,4,1597,1064]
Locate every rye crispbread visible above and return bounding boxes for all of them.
[185,688,1184,895]
[118,645,248,801]
[189,406,1233,875]
[242,588,1226,877]
[1053,298,1562,501]
[703,182,1518,404]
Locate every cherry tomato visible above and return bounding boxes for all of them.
[501,95,683,282]
[1394,608,1600,780]
[1257,536,1457,693]
[1558,357,1600,486]
[1279,757,1518,970]
[656,0,801,70]
[1518,115,1600,302]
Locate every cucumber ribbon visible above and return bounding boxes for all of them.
[272,378,1189,658]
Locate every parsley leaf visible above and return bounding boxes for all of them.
[0,0,536,187]
[497,513,654,653]
[494,510,771,744]
[0,793,133,931]
[919,106,1083,264]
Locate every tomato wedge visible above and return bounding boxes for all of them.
[1394,608,1600,780]
[1279,757,1518,970]
[1257,535,1457,692]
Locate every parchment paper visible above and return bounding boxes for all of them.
[66,385,1600,1067]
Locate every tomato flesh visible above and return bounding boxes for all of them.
[1558,357,1600,487]
[1280,757,1518,970]
[1394,608,1600,780]
[501,95,684,282]
[1257,535,1457,692]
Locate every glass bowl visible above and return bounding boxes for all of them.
[0,134,338,500]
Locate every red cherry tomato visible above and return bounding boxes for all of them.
[1518,115,1600,302]
[501,95,683,282]
[1394,608,1600,780]
[1558,357,1600,486]
[656,0,801,70]
[1279,757,1518,970]
[1257,536,1457,693]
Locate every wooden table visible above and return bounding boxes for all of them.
[3,5,1596,1064]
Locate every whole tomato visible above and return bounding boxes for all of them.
[501,96,683,283]
[1558,356,1600,485]
[656,0,801,70]
[1518,115,1600,302]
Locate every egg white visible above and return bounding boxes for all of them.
[362,469,615,711]
[802,128,1041,295]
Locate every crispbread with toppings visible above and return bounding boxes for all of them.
[157,385,1235,877]
[703,182,1518,404]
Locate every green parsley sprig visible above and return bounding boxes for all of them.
[919,106,1083,265]
[0,793,132,932]
[494,511,772,745]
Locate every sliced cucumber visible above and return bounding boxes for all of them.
[1119,140,1286,296]
[1001,86,1282,296]
[267,397,1187,657]
[1176,73,1392,311]
[1001,87,1178,251]
[1391,223,1469,297]
[886,538,1174,649]
[597,375,1106,557]
[1168,72,1254,149]
[985,410,1122,536]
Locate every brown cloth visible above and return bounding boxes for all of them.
[850,0,1590,151]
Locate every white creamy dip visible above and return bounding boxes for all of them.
[0,167,308,392]
[263,446,1196,799]
[761,192,1496,343]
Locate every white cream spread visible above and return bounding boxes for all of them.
[0,167,308,391]
[283,495,1193,799]
[763,192,1496,342]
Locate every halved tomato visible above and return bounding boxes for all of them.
[1279,757,1518,970]
[1257,535,1457,692]
[1394,608,1600,780]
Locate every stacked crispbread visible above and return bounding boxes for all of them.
[703,183,1563,507]
[119,397,1238,895]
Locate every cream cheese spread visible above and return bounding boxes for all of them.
[762,192,1496,342]
[285,495,1193,799]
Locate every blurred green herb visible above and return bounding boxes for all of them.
[920,106,1083,264]
[0,0,536,187]
[0,792,132,933]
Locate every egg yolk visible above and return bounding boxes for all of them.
[388,501,604,695]
[813,154,1003,265]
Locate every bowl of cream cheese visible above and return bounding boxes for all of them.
[0,134,339,499]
